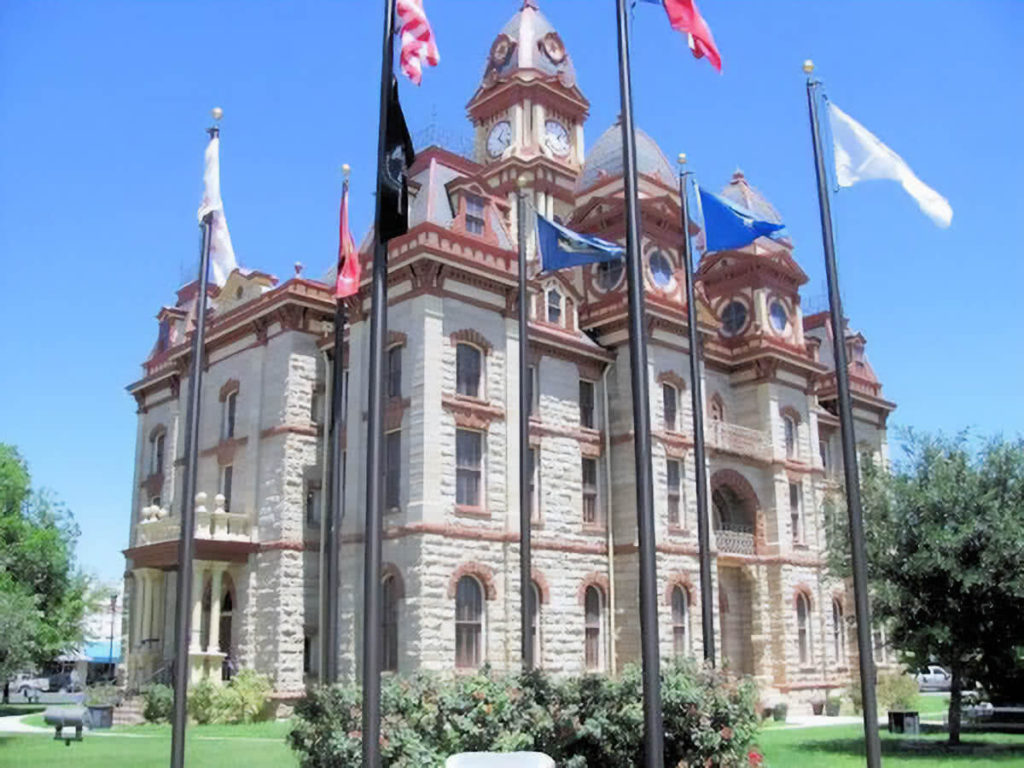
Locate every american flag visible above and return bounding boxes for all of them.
[396,0,439,85]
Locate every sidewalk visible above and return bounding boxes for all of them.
[0,714,50,734]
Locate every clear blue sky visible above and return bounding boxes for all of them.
[1,1,1021,584]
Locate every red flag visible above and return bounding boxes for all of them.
[396,0,439,85]
[335,183,360,299]
[661,0,722,73]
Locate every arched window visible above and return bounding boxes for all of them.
[546,288,563,325]
[832,598,845,665]
[382,574,399,672]
[709,396,725,423]
[797,592,813,665]
[595,259,624,292]
[784,414,798,458]
[456,343,482,398]
[712,486,753,533]
[648,251,674,288]
[455,576,483,668]
[149,431,165,476]
[671,586,690,658]
[662,383,678,431]
[584,585,604,670]
[529,581,542,666]
[222,390,238,440]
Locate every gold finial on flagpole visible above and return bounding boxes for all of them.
[516,175,529,189]
[803,59,815,74]
[211,107,224,122]
[677,153,687,167]
[342,163,351,180]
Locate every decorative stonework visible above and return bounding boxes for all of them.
[576,572,610,605]
[448,562,497,600]
[219,379,240,402]
[663,572,694,606]
[657,370,688,391]
[449,328,493,354]
[442,394,505,429]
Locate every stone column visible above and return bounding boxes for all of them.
[208,566,223,653]
[132,571,147,649]
[191,564,205,651]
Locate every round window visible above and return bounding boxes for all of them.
[769,300,788,332]
[595,259,624,292]
[649,251,673,288]
[721,301,748,336]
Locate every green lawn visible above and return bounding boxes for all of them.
[757,723,1024,767]
[0,720,299,768]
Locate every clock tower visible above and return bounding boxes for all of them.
[466,0,589,223]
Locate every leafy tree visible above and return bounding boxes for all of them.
[0,444,90,698]
[0,574,40,686]
[827,431,1024,744]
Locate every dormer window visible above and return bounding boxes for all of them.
[157,321,170,353]
[648,251,674,288]
[466,194,485,235]
[721,300,748,337]
[546,288,562,325]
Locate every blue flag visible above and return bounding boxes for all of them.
[698,187,785,252]
[537,215,625,272]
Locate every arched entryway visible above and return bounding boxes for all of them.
[711,469,759,555]
[717,567,754,675]
[199,570,236,680]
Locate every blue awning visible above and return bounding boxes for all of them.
[83,640,122,664]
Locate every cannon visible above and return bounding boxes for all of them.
[43,706,86,745]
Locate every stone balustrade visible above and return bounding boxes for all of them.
[136,492,252,546]
[715,523,756,555]
[706,420,773,462]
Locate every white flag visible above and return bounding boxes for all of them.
[197,135,238,285]
[828,102,952,228]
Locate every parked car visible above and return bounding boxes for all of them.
[47,672,83,693]
[916,665,951,691]
[10,672,48,696]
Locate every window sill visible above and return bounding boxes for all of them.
[667,526,690,537]
[581,524,608,536]
[455,505,490,519]
[793,542,810,550]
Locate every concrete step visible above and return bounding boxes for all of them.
[113,696,146,726]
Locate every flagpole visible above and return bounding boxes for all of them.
[614,1,664,765]
[362,1,397,764]
[169,110,221,768]
[517,176,534,671]
[804,60,882,768]
[676,157,715,666]
[321,167,352,685]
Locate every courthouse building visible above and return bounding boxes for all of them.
[122,0,895,709]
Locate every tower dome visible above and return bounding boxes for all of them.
[481,0,577,90]
[575,119,676,194]
[720,170,784,225]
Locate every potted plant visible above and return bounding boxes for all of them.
[85,683,121,729]
[811,697,825,716]
[772,702,788,723]
[825,694,842,717]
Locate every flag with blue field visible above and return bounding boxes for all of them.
[537,215,625,272]
[698,187,785,252]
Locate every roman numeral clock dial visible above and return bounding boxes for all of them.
[487,121,512,158]
[544,120,570,158]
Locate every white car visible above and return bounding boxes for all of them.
[10,672,48,696]
[916,665,951,691]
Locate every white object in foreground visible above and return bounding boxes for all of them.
[828,102,953,228]
[445,753,555,768]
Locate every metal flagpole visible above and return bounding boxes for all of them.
[170,112,220,768]
[362,1,397,764]
[517,176,533,671]
[614,1,664,765]
[804,60,882,768]
[321,167,352,684]
[676,157,715,666]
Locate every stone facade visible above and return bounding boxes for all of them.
[122,1,896,711]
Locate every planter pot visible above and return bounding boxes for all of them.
[772,704,788,723]
[887,710,920,735]
[825,699,842,717]
[811,701,824,716]
[87,705,114,729]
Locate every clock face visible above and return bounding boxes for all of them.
[487,121,512,158]
[544,120,571,157]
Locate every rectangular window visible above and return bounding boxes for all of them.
[579,380,595,429]
[151,433,165,476]
[456,344,482,398]
[303,634,312,674]
[466,194,485,235]
[581,457,598,525]
[663,383,678,432]
[527,447,539,523]
[385,430,401,510]
[305,483,321,527]
[387,346,402,399]
[790,482,802,543]
[221,465,233,513]
[666,459,681,527]
[526,365,537,416]
[223,391,237,440]
[546,290,562,325]
[819,439,832,474]
[456,429,483,507]
[310,388,324,426]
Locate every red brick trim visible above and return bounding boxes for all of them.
[387,330,408,348]
[450,328,493,354]
[219,378,240,402]
[780,405,802,425]
[710,468,760,510]
[148,423,167,442]
[663,572,695,606]
[442,394,505,429]
[657,371,688,391]
[199,436,249,466]
[793,582,815,611]
[260,424,319,439]
[259,540,316,552]
[531,568,550,605]
[708,393,726,421]
[381,562,405,600]
[577,572,610,606]
[448,562,497,600]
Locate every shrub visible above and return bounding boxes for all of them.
[188,678,219,725]
[85,683,121,708]
[221,669,272,724]
[143,684,173,723]
[771,703,788,722]
[876,671,917,711]
[825,695,842,717]
[289,660,759,767]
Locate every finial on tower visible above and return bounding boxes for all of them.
[802,59,815,74]
[208,107,223,138]
[342,163,351,180]
[517,175,529,189]
[677,153,687,166]
[294,262,304,277]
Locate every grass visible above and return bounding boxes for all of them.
[757,723,1024,767]
[0,704,44,718]
[0,719,299,768]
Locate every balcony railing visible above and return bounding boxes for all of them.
[706,421,772,462]
[715,523,755,555]
[136,492,252,546]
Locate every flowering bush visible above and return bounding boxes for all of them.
[289,659,759,767]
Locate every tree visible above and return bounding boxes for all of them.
[0,444,90,698]
[827,431,1024,745]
